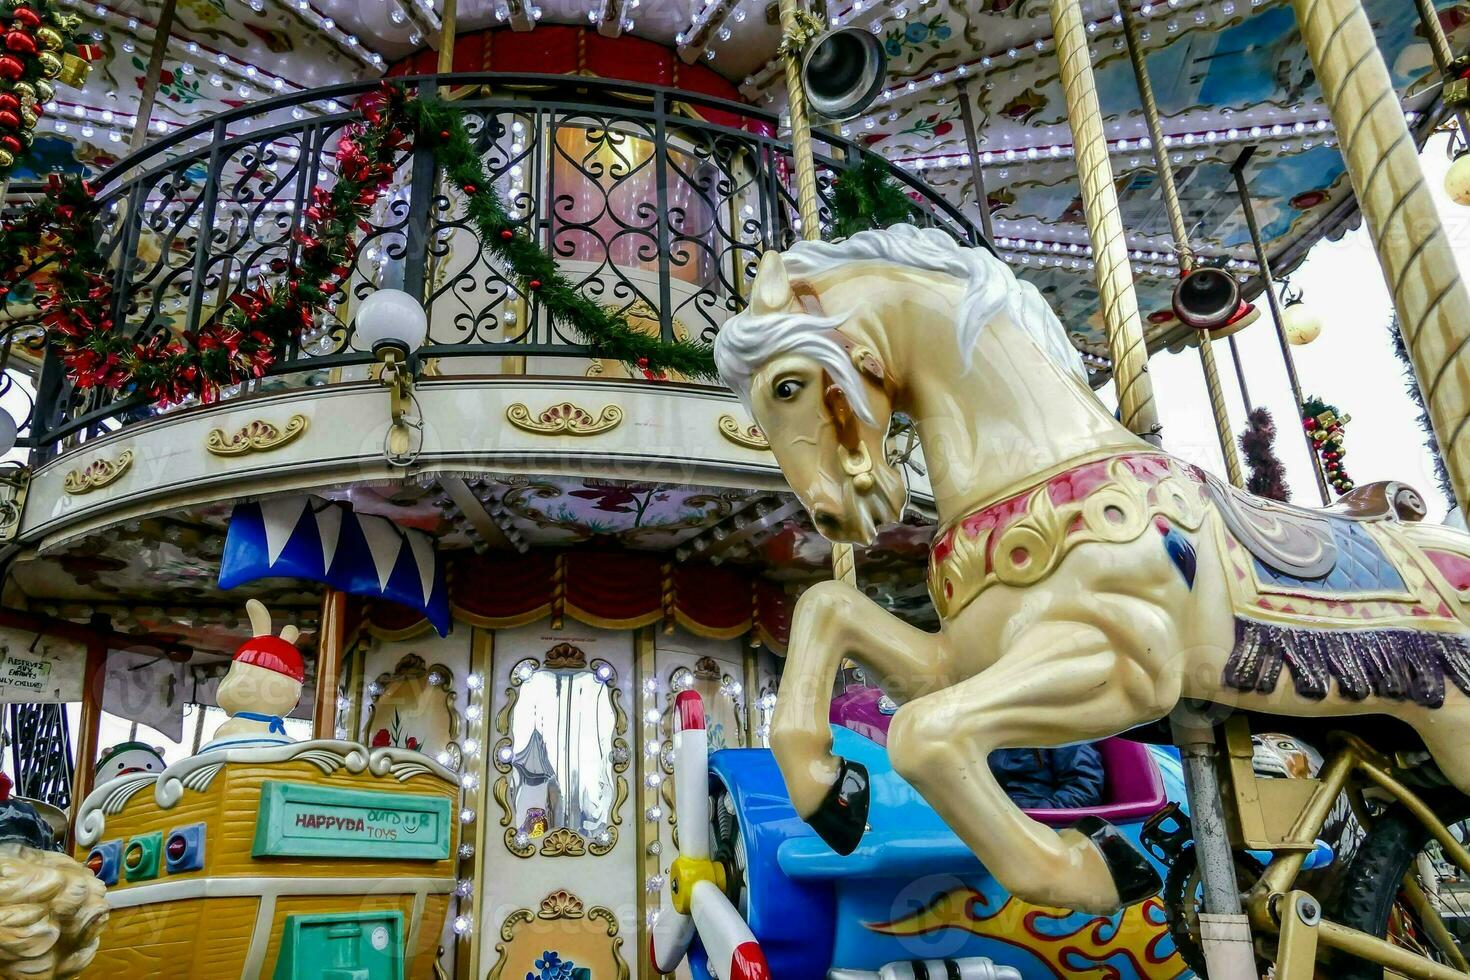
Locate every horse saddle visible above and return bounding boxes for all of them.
[1203,478,1425,582]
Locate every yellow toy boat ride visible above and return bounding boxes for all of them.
[72,601,461,980]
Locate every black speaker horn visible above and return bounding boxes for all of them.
[802,27,888,121]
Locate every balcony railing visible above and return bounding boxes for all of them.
[10,73,981,461]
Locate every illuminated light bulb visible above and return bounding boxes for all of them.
[453,916,472,935]
[460,808,475,823]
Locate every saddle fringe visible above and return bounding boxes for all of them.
[1225,618,1470,709]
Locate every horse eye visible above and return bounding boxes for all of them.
[774,379,803,400]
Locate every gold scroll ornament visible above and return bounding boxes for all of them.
[62,450,133,495]
[718,414,770,451]
[506,402,622,436]
[205,415,309,457]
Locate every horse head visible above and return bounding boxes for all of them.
[719,247,907,544]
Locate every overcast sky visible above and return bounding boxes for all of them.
[1096,132,1467,523]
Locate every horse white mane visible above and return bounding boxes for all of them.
[714,224,1087,422]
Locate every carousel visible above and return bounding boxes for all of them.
[0,0,1461,977]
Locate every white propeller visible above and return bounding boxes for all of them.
[650,690,771,980]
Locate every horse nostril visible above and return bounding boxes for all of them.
[813,509,841,534]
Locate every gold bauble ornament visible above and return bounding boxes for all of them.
[36,52,61,79]
[12,81,35,104]
[19,106,36,128]
[33,79,52,103]
[0,148,17,169]
[1446,153,1470,206]
[34,27,62,51]
[1282,301,1322,346]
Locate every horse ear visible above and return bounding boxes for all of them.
[752,249,794,314]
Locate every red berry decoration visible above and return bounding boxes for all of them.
[463,183,477,195]
[0,110,20,130]
[529,279,542,290]
[499,228,513,241]
[10,8,41,28]
[439,129,450,140]
[0,56,23,81]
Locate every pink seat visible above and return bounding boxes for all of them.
[830,687,1167,827]
[1021,738,1168,827]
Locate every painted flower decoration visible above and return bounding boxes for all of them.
[527,951,577,980]
[371,728,391,747]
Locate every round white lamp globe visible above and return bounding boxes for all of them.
[1282,301,1322,346]
[0,407,18,456]
[1446,153,1470,207]
[354,288,428,358]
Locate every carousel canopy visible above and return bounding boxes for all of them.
[16,0,1461,359]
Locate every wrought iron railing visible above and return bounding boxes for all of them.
[9,73,981,461]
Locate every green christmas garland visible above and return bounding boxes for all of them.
[1,82,915,404]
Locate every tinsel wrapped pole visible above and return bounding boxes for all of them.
[1119,0,1241,486]
[1291,0,1470,514]
[1231,148,1332,504]
[1050,0,1161,446]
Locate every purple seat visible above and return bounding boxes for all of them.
[830,687,1167,827]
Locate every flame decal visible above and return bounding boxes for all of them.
[866,887,1189,979]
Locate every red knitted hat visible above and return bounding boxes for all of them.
[233,634,305,684]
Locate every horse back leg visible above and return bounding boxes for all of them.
[770,579,949,839]
[886,619,1173,914]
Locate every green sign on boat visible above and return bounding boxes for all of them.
[253,780,452,861]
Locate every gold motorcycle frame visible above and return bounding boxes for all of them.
[1217,716,1470,978]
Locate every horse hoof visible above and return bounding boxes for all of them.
[1073,815,1162,906]
[808,758,869,856]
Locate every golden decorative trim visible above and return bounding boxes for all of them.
[538,890,585,919]
[62,450,133,495]
[540,826,589,856]
[544,642,587,670]
[928,457,1208,620]
[506,401,622,436]
[718,414,770,451]
[205,414,308,456]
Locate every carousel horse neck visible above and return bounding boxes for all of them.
[866,303,1146,531]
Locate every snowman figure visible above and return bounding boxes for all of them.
[204,599,305,751]
[94,742,166,785]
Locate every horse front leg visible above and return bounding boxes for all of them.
[888,619,1174,914]
[771,579,949,854]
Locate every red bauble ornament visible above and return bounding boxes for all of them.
[499,229,513,241]
[0,56,23,81]
[0,93,19,113]
[4,31,37,55]
[463,183,477,195]
[439,129,450,140]
[1,135,22,153]
[528,279,542,289]
[1303,417,1317,431]
[0,110,21,130]
[637,357,649,369]
[9,8,41,29]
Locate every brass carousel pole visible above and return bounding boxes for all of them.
[437,0,457,73]
[129,0,178,154]
[1050,0,1161,446]
[1291,0,1470,513]
[955,79,995,243]
[778,0,858,586]
[1118,1,1242,487]
[1413,0,1470,139]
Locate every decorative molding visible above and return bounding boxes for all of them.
[718,414,770,451]
[544,642,587,670]
[538,889,585,919]
[62,450,133,495]
[77,739,458,848]
[205,414,309,456]
[506,401,623,436]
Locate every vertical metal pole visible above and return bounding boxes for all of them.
[312,588,346,739]
[1119,0,1241,485]
[1050,0,1161,445]
[1231,149,1331,504]
[1228,335,1254,414]
[66,637,105,849]
[1292,0,1470,513]
[954,80,994,243]
[129,0,178,154]
[778,0,857,586]
[634,625,658,979]
[402,78,441,304]
[1170,714,1258,979]
[437,0,458,73]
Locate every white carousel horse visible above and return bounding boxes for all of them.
[714,224,1470,914]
